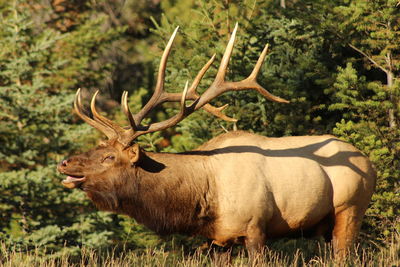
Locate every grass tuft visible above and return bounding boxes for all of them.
[0,233,398,266]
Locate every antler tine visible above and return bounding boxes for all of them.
[121,91,138,131]
[156,26,180,95]
[215,22,238,82]
[194,25,289,109]
[156,54,237,122]
[243,43,289,103]
[188,23,241,108]
[186,53,237,122]
[249,43,269,80]
[129,81,191,140]
[202,103,235,122]
[90,91,127,134]
[73,89,117,140]
[187,54,216,97]
[180,80,189,107]
[132,26,180,126]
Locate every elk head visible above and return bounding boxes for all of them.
[58,24,288,190]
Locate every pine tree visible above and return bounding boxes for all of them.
[320,0,400,240]
[329,63,399,240]
[293,0,400,241]
[0,0,124,254]
[334,0,400,128]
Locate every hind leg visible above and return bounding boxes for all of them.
[332,206,365,257]
[313,212,335,242]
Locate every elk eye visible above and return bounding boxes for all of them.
[102,155,115,162]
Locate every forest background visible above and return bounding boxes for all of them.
[0,0,398,262]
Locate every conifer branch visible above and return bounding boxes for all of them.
[349,43,388,74]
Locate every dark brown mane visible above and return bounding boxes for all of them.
[85,152,217,237]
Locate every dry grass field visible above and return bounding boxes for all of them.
[1,233,398,267]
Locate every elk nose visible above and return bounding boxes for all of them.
[61,160,68,167]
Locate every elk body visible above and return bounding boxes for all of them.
[58,25,376,256]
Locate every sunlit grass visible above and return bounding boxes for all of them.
[0,234,398,266]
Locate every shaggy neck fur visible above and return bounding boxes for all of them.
[86,151,218,237]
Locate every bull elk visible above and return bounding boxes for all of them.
[58,24,376,257]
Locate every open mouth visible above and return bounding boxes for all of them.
[62,175,86,189]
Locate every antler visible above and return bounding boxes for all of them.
[75,24,289,147]
[129,27,235,126]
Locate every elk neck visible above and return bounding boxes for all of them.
[90,150,218,237]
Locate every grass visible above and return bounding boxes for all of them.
[0,234,398,267]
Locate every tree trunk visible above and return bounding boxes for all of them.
[280,0,286,8]
[387,70,396,129]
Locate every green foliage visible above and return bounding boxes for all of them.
[0,0,124,254]
[329,63,399,239]
[334,0,400,55]
[316,0,399,239]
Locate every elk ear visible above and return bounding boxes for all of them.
[128,143,141,164]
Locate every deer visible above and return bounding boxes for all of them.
[57,24,376,257]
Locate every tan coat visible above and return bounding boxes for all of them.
[59,131,376,255]
[196,131,375,252]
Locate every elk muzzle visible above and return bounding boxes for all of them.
[58,158,86,189]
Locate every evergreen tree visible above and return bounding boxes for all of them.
[329,63,399,239]
[304,0,400,240]
[333,0,400,128]
[0,0,124,254]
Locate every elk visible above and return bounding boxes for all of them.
[58,24,376,256]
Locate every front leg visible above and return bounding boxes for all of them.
[245,225,267,259]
